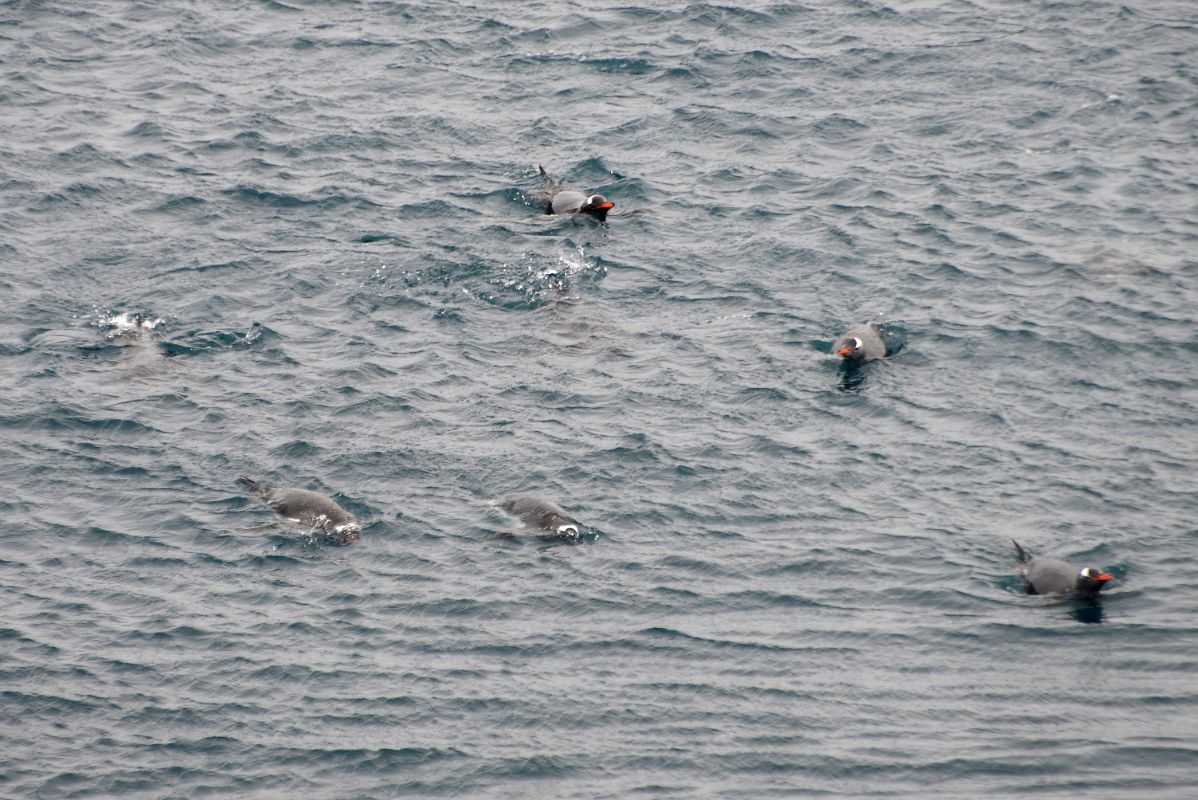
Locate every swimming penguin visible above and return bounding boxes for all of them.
[496,493,584,540]
[237,477,361,544]
[538,165,614,221]
[831,321,890,360]
[1012,540,1113,596]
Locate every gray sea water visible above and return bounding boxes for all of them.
[2,1,1197,797]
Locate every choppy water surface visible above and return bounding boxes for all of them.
[2,1,1197,797]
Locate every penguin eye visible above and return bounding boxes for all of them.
[558,524,579,537]
[1080,568,1093,578]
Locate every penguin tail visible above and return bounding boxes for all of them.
[537,165,560,193]
[1012,539,1032,564]
[237,476,268,496]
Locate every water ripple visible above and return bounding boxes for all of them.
[1,1,1197,798]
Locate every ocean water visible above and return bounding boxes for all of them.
[2,1,1197,797]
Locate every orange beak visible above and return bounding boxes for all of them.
[596,201,614,210]
[1095,573,1113,582]
[838,348,854,357]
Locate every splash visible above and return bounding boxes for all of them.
[97,310,164,341]
[536,245,596,292]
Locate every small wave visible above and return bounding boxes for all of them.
[158,322,269,356]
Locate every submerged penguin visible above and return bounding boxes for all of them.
[1012,540,1113,596]
[237,477,361,544]
[831,321,890,360]
[495,493,585,540]
[537,165,614,221]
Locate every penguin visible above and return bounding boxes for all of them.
[237,477,361,544]
[537,166,614,221]
[831,321,890,360]
[495,493,584,540]
[1012,540,1113,596]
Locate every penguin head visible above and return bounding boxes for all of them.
[581,194,614,219]
[1077,566,1113,593]
[556,522,581,539]
[837,337,864,358]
